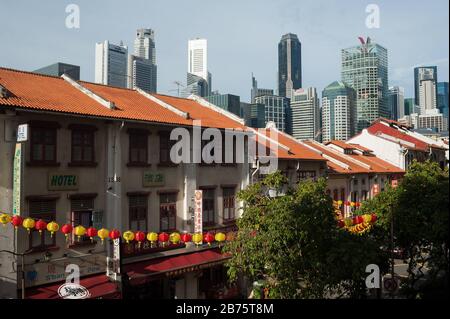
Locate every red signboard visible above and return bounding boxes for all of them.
[194,190,203,238]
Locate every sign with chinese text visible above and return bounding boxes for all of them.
[107,238,121,281]
[372,184,380,196]
[391,179,398,188]
[194,190,203,240]
[12,143,22,215]
[143,171,165,187]
[17,124,28,142]
[48,172,79,191]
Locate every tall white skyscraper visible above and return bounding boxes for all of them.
[291,87,321,141]
[417,68,437,113]
[95,40,128,88]
[134,28,156,63]
[185,38,211,96]
[322,82,356,143]
[128,28,157,92]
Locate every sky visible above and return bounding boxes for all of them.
[0,0,448,102]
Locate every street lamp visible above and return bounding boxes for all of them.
[0,250,26,299]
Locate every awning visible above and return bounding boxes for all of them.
[26,274,121,299]
[124,248,230,286]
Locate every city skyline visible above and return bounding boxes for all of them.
[0,0,449,102]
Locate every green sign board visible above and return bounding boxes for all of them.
[48,172,79,191]
[143,171,164,187]
[12,143,22,215]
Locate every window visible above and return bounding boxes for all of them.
[29,199,56,250]
[202,189,215,226]
[222,187,236,221]
[71,198,94,243]
[30,126,57,163]
[128,130,148,165]
[297,171,316,182]
[159,132,177,165]
[129,195,148,232]
[160,193,177,232]
[71,129,95,164]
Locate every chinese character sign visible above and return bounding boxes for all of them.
[194,190,203,238]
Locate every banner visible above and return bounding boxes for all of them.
[194,190,203,239]
[12,143,22,215]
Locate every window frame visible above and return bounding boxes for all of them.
[29,123,58,165]
[159,193,177,232]
[128,129,149,166]
[28,199,57,251]
[222,187,236,222]
[69,125,96,166]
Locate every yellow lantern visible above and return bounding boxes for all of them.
[123,230,135,244]
[192,233,203,246]
[97,228,109,244]
[23,218,36,234]
[0,213,12,227]
[215,232,226,243]
[46,221,60,237]
[169,232,181,245]
[147,232,158,247]
[362,214,372,224]
[350,202,356,207]
[337,200,343,206]
[74,225,86,241]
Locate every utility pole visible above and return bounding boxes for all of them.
[0,250,26,299]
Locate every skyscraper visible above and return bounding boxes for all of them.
[255,95,290,133]
[134,28,156,63]
[290,87,320,141]
[95,40,128,88]
[128,28,157,92]
[241,102,266,129]
[205,93,241,117]
[278,33,302,98]
[404,98,420,116]
[127,55,157,92]
[437,82,449,120]
[341,37,389,132]
[251,74,274,103]
[322,81,356,143]
[388,86,405,120]
[185,38,211,97]
[34,62,80,80]
[415,67,438,113]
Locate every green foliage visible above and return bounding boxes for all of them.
[360,160,449,298]
[224,171,388,299]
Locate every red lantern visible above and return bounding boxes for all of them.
[35,219,47,234]
[109,229,121,240]
[159,232,169,247]
[86,227,98,242]
[11,216,23,230]
[61,224,73,241]
[353,216,363,225]
[371,214,377,223]
[181,233,192,243]
[355,202,361,208]
[344,201,351,206]
[204,232,214,246]
[337,220,345,228]
[135,231,146,247]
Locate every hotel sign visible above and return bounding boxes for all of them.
[143,171,164,187]
[48,172,79,191]
[194,190,203,237]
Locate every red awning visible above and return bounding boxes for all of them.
[26,274,120,299]
[124,248,230,285]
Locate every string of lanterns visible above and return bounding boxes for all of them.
[333,201,378,235]
[0,213,229,247]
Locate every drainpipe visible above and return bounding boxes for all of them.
[251,160,260,185]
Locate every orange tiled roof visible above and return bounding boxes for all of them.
[0,67,245,130]
[303,140,404,175]
[255,129,325,161]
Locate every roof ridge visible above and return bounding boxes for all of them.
[0,66,66,80]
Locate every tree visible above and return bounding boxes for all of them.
[224,171,388,299]
[360,160,449,298]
